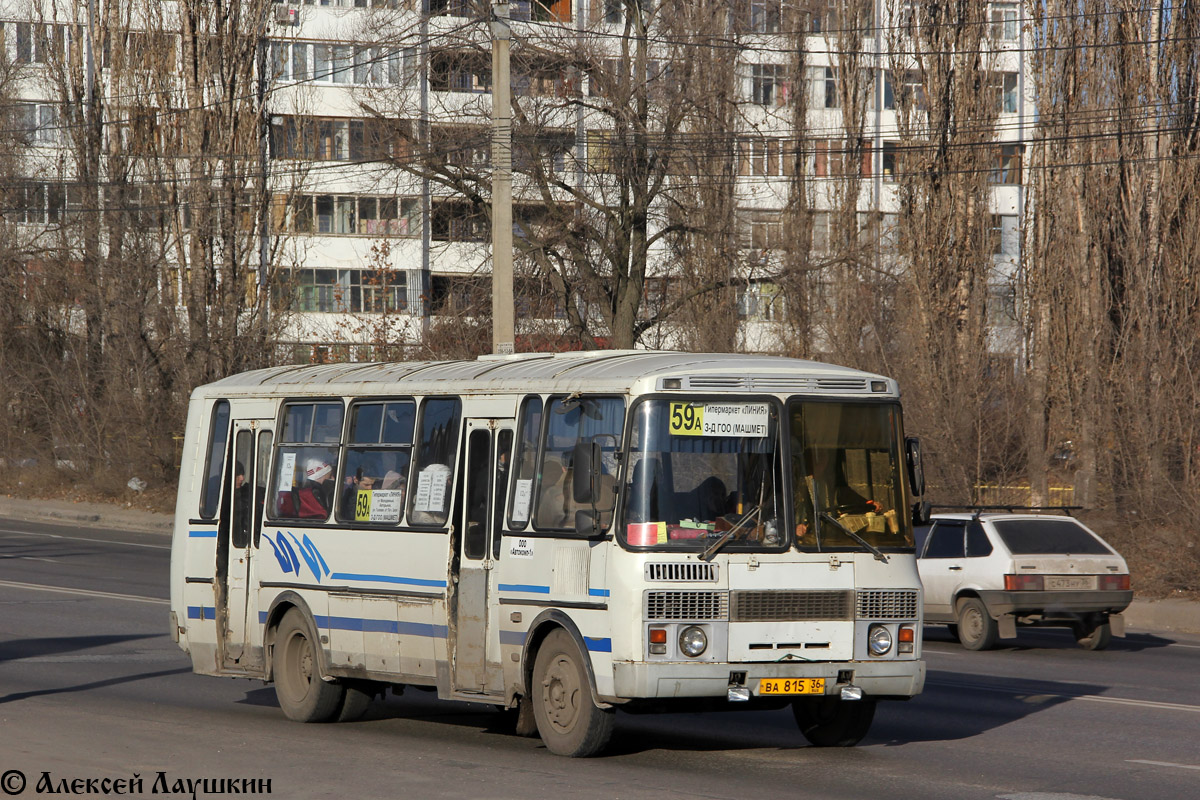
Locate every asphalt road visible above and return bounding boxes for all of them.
[1,517,1197,800]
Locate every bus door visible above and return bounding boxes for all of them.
[452,418,514,695]
[217,418,274,671]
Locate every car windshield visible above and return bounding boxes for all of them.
[992,519,1113,555]
[621,399,785,551]
[790,401,914,553]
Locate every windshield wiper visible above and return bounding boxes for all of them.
[700,505,759,562]
[819,512,889,563]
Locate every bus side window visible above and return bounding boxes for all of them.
[199,400,230,519]
[269,400,345,522]
[407,397,462,527]
[506,396,542,530]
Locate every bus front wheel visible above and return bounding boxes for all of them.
[274,608,345,723]
[792,697,877,747]
[531,629,615,757]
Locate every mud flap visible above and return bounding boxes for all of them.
[1109,613,1126,637]
[998,614,1017,639]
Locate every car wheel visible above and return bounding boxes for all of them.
[1073,621,1113,651]
[956,597,998,651]
[792,697,877,747]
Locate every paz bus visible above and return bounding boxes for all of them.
[169,350,927,756]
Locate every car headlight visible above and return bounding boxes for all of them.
[868,624,893,656]
[679,625,708,657]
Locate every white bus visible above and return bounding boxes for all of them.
[170,351,927,756]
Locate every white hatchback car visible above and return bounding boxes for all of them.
[915,510,1132,651]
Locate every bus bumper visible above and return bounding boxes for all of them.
[609,659,925,701]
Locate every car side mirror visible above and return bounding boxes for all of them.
[905,436,925,497]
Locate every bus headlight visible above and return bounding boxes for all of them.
[679,626,708,657]
[868,624,893,656]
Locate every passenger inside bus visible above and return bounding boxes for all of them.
[277,457,335,519]
[793,446,891,545]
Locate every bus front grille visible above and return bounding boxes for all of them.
[645,591,729,620]
[730,590,854,622]
[856,589,919,620]
[645,562,718,582]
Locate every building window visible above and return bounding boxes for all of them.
[994,72,1019,113]
[991,214,1019,256]
[746,0,782,34]
[739,137,786,177]
[990,3,1019,41]
[814,139,871,178]
[281,194,419,236]
[14,103,59,145]
[882,141,899,181]
[293,268,408,314]
[739,210,785,252]
[738,281,785,322]
[429,50,491,93]
[991,145,1023,185]
[883,71,926,112]
[430,274,490,315]
[751,64,788,107]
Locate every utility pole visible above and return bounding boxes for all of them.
[490,0,515,355]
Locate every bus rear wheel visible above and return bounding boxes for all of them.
[274,609,345,722]
[792,697,877,747]
[531,629,614,757]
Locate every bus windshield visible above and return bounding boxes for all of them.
[790,401,913,553]
[621,399,785,550]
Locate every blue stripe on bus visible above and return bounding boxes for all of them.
[188,531,218,539]
[312,615,448,639]
[497,583,551,594]
[584,637,613,653]
[588,588,610,597]
[498,630,527,646]
[327,573,448,589]
[187,606,216,620]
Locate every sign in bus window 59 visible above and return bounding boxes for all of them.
[669,402,770,437]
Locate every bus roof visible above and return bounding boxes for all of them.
[193,350,899,400]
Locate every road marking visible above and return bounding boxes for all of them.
[1126,759,1200,771]
[0,579,167,605]
[0,527,170,550]
[928,677,1200,714]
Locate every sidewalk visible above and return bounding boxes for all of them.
[1,494,1196,634]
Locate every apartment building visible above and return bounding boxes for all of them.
[2,0,1030,359]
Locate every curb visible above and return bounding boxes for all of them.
[1123,598,1200,636]
[0,495,172,535]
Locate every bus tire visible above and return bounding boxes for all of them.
[274,608,344,723]
[792,697,877,747]
[531,629,614,757]
[336,680,377,722]
[956,597,998,651]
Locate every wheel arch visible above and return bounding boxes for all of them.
[262,591,328,683]
[519,610,611,710]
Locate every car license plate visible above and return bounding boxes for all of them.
[758,678,825,696]
[1045,576,1095,590]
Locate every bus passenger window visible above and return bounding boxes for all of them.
[407,397,462,527]
[338,400,414,525]
[270,400,345,522]
[199,400,230,519]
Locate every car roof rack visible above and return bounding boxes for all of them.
[933,505,1083,519]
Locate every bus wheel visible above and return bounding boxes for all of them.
[531,629,614,757]
[792,697,877,747]
[274,609,345,722]
[336,680,377,722]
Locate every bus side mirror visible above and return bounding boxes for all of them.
[912,499,931,526]
[572,441,602,505]
[905,436,925,497]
